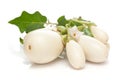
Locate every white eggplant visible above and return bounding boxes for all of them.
[66,40,85,69]
[91,27,109,44]
[24,29,63,64]
[78,35,108,63]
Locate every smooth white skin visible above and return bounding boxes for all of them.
[78,35,108,63]
[106,43,110,51]
[66,40,85,69]
[91,27,109,44]
[24,29,63,64]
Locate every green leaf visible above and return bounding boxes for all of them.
[8,11,47,33]
[57,16,68,26]
[26,23,44,33]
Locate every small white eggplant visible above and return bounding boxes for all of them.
[91,27,109,44]
[24,29,63,64]
[78,35,108,63]
[66,40,85,69]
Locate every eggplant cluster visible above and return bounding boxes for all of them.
[24,25,109,69]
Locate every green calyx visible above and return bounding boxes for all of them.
[57,16,96,36]
[57,16,96,45]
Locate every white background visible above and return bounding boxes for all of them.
[0,0,120,80]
